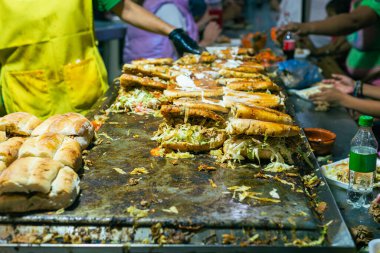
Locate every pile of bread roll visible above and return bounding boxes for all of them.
[0,112,94,213]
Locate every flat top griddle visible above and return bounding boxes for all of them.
[0,86,356,251]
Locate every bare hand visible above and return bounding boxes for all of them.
[199,21,222,47]
[309,87,346,105]
[323,74,355,94]
[277,22,309,39]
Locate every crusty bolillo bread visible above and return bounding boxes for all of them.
[223,90,283,109]
[164,88,224,100]
[0,137,25,172]
[31,113,94,150]
[217,77,281,92]
[231,103,293,125]
[18,133,82,171]
[0,112,42,136]
[219,69,265,78]
[123,64,171,80]
[173,98,229,114]
[0,157,63,194]
[226,118,300,137]
[0,131,7,143]
[160,105,225,124]
[120,73,168,90]
[131,58,173,66]
[0,166,80,213]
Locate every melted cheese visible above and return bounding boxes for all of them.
[224,59,243,69]
[176,75,199,91]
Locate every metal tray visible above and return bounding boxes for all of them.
[0,84,356,252]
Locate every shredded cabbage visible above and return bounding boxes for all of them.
[108,88,167,114]
[263,162,295,172]
[152,123,221,145]
[165,152,194,159]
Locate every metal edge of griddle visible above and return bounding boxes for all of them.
[0,243,355,253]
[284,95,356,249]
[86,78,120,120]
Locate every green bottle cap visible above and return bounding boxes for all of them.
[358,115,373,127]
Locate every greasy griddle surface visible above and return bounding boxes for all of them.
[0,113,319,230]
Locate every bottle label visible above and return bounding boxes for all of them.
[349,151,377,172]
[283,40,295,50]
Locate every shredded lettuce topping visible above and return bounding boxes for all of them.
[152,123,220,145]
[108,88,167,114]
[165,151,194,159]
[264,162,295,172]
[222,137,294,164]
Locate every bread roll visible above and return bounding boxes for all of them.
[219,69,264,78]
[164,88,224,100]
[123,64,171,80]
[0,157,63,194]
[131,58,173,66]
[19,133,82,171]
[223,90,283,108]
[0,166,80,213]
[226,118,300,137]
[173,98,229,114]
[31,113,94,150]
[0,131,7,143]
[0,137,25,172]
[160,105,225,124]
[0,112,42,136]
[232,104,293,125]
[120,73,168,90]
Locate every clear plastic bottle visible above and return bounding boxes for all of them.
[282,31,295,60]
[347,115,378,208]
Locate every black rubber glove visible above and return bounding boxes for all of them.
[169,28,203,56]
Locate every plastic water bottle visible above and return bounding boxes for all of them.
[347,115,378,208]
[282,31,295,60]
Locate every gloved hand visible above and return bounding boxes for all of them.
[169,28,204,56]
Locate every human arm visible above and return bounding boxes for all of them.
[278,5,379,36]
[362,84,380,100]
[196,10,219,30]
[111,0,203,55]
[323,74,380,100]
[310,87,380,118]
[111,0,174,35]
[199,21,221,47]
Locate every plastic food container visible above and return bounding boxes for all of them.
[304,128,336,155]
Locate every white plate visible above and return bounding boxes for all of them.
[320,158,350,189]
[321,158,380,190]
[295,48,310,59]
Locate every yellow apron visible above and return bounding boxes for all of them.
[0,0,109,119]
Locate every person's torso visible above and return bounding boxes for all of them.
[0,0,108,118]
[123,0,198,62]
